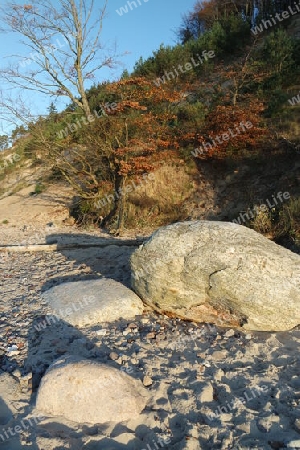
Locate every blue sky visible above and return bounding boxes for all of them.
[112,0,195,72]
[0,0,196,134]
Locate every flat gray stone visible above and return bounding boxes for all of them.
[42,278,144,327]
[36,356,150,424]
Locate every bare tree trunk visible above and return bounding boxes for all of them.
[0,0,115,119]
[101,172,125,231]
[233,91,238,106]
[116,175,127,234]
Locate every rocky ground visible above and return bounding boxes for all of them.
[1,182,300,449]
[1,227,300,449]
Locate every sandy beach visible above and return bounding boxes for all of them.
[1,222,300,449]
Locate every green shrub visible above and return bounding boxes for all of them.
[33,183,46,195]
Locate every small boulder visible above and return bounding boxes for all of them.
[131,221,300,331]
[36,356,150,424]
[42,278,144,327]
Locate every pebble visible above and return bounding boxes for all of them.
[7,350,20,356]
[198,382,214,402]
[224,329,235,338]
[294,418,300,433]
[146,331,156,339]
[96,329,107,336]
[153,332,163,341]
[109,352,119,361]
[7,345,19,351]
[287,440,300,448]
[143,375,153,387]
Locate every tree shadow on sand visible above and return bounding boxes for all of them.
[42,233,147,290]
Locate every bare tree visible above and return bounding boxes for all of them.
[226,37,260,106]
[0,90,36,128]
[0,0,117,118]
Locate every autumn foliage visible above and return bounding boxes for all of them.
[102,77,182,177]
[194,101,268,159]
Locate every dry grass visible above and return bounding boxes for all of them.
[249,196,300,250]
[125,164,195,228]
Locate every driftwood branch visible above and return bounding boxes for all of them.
[0,238,146,253]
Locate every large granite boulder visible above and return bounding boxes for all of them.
[36,356,150,424]
[41,278,144,327]
[131,221,300,331]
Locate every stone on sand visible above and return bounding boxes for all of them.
[36,356,150,424]
[198,382,214,403]
[42,278,144,327]
[131,220,300,331]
